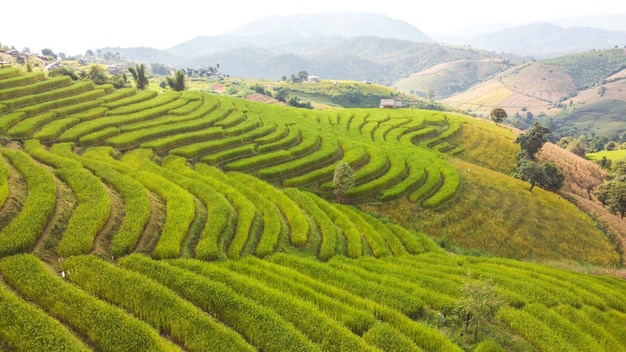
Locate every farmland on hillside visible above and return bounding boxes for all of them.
[441,62,576,117]
[395,59,511,99]
[0,66,624,351]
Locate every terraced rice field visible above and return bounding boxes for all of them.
[1,67,624,351]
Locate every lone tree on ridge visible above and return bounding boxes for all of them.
[490,107,507,126]
[333,162,355,203]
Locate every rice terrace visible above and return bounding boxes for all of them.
[0,57,625,352]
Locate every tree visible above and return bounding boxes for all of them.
[84,64,109,85]
[332,162,355,203]
[297,70,309,82]
[273,88,289,102]
[128,64,149,90]
[49,67,78,80]
[597,156,612,170]
[539,162,565,192]
[514,159,564,192]
[427,88,435,102]
[457,278,506,340]
[166,70,186,91]
[110,73,130,89]
[490,108,507,126]
[150,63,170,76]
[41,48,57,59]
[515,159,544,191]
[605,141,618,151]
[595,181,626,218]
[514,121,551,160]
[612,158,626,177]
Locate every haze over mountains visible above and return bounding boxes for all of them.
[104,12,626,77]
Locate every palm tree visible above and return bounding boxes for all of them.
[128,64,149,90]
[166,70,186,91]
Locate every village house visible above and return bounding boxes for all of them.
[379,99,402,109]
[307,75,320,83]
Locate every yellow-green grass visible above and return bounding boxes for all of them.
[586,149,626,162]
[55,144,151,258]
[121,149,195,259]
[0,245,625,351]
[62,255,254,352]
[0,278,91,351]
[172,257,380,351]
[0,149,56,257]
[364,159,621,267]
[119,253,319,352]
[445,115,519,173]
[0,155,8,208]
[0,254,181,352]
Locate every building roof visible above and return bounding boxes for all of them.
[380,98,402,108]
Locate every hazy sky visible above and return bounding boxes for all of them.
[3,0,626,55]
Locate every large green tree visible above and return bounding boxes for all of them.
[128,64,149,90]
[514,159,564,192]
[512,121,564,192]
[595,181,626,218]
[514,121,551,160]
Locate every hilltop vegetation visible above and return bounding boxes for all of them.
[0,66,624,351]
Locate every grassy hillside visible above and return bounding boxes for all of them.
[0,66,624,351]
[440,62,577,118]
[549,100,626,140]
[255,79,440,109]
[542,48,626,90]
[538,143,626,259]
[395,59,512,99]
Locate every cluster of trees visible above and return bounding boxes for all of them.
[48,64,129,88]
[512,122,564,192]
[183,64,220,78]
[595,159,626,218]
[48,63,187,92]
[249,85,313,109]
[282,71,310,83]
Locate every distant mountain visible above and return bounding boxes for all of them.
[177,37,517,85]
[445,23,626,58]
[549,13,626,32]
[227,12,433,43]
[98,47,181,67]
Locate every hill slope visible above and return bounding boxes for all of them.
[427,48,626,135]
[0,67,619,266]
[0,67,624,351]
